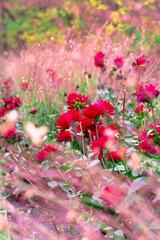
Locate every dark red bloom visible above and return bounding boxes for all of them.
[114,57,124,68]
[139,124,160,155]
[134,56,150,67]
[29,108,38,114]
[90,135,108,160]
[66,93,88,110]
[106,150,125,161]
[36,144,59,161]
[94,51,105,68]
[0,107,10,117]
[3,97,13,105]
[55,110,80,130]
[134,104,150,116]
[82,100,114,120]
[135,84,160,103]
[47,69,54,74]
[56,130,72,142]
[91,125,120,159]
[99,186,124,205]
[21,83,32,91]
[104,101,115,118]
[0,122,16,139]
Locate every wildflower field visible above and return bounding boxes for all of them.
[0,0,160,239]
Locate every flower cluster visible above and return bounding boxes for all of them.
[0,96,22,117]
[55,93,121,161]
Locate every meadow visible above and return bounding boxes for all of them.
[0,1,160,240]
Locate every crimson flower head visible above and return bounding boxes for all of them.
[134,104,150,116]
[134,56,150,67]
[55,110,80,130]
[139,125,160,155]
[21,83,32,91]
[3,97,13,105]
[36,144,59,161]
[90,135,108,160]
[66,93,88,110]
[82,100,114,120]
[56,130,72,142]
[114,57,124,68]
[94,51,105,68]
[29,108,38,114]
[99,186,124,205]
[0,107,9,117]
[135,84,160,103]
[0,122,16,139]
[106,150,125,161]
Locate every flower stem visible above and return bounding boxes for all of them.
[122,91,126,141]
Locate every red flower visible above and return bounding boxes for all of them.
[134,56,150,67]
[0,122,16,139]
[92,126,105,138]
[99,186,124,205]
[66,93,88,110]
[3,97,13,105]
[47,69,54,74]
[106,150,125,161]
[139,125,160,155]
[90,135,108,160]
[91,125,119,159]
[82,100,114,120]
[114,57,124,68]
[0,107,10,117]
[104,101,115,118]
[94,51,105,68]
[21,83,32,91]
[29,108,38,114]
[36,144,59,161]
[55,110,80,130]
[56,130,72,142]
[134,104,150,116]
[135,84,160,103]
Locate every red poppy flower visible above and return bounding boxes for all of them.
[21,83,32,91]
[134,56,150,67]
[114,57,124,68]
[106,150,125,161]
[99,186,124,205]
[139,125,160,155]
[94,51,105,68]
[55,110,80,130]
[135,84,160,103]
[66,93,88,110]
[36,144,59,161]
[29,108,38,114]
[82,100,114,120]
[56,130,72,142]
